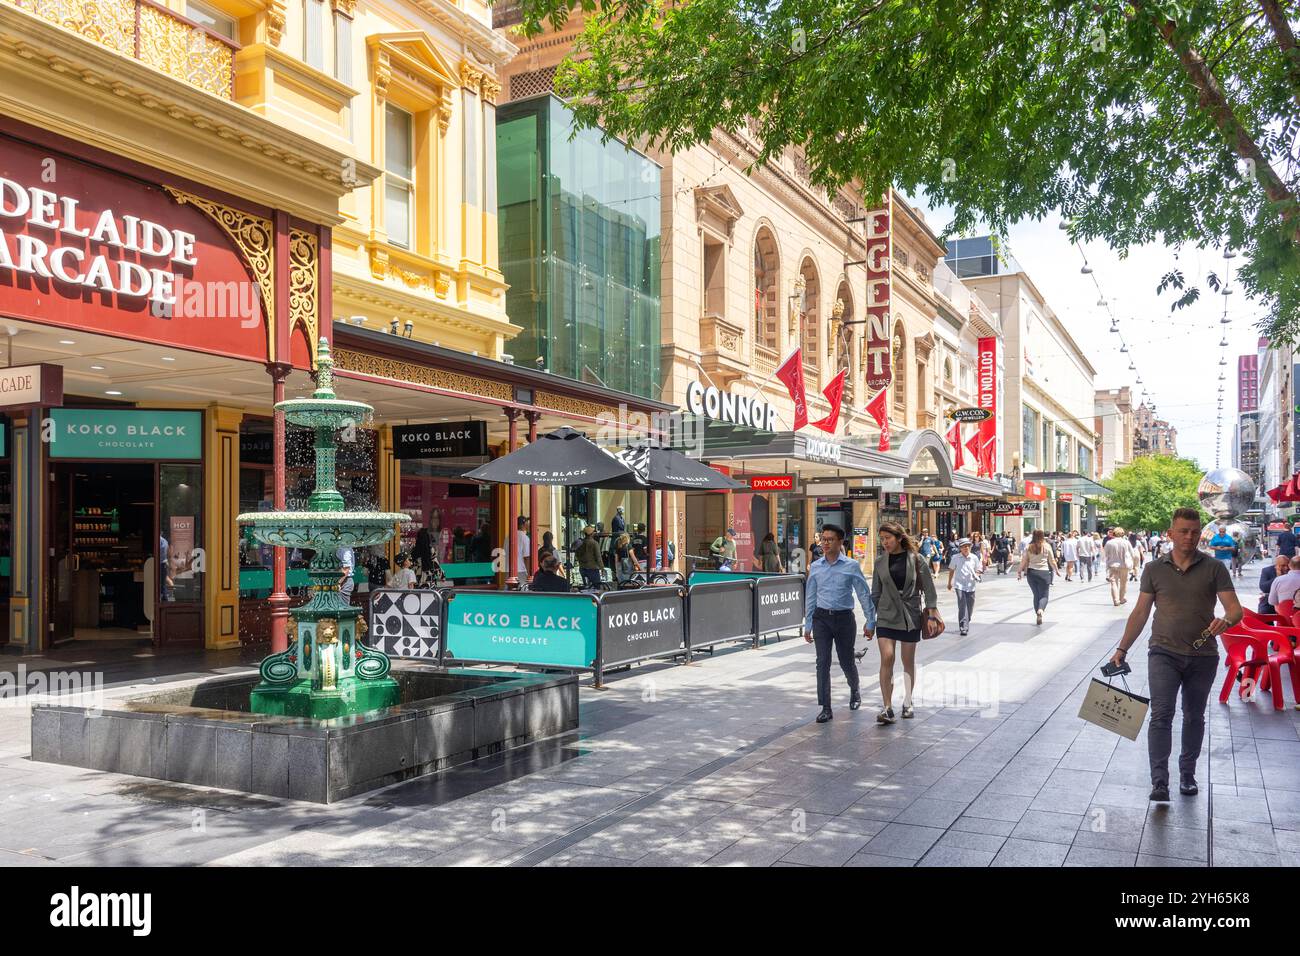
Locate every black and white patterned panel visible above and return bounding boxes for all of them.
[367,589,443,660]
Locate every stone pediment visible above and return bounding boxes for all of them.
[694,185,744,239]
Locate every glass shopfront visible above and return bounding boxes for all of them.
[46,407,204,646]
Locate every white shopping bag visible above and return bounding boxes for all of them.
[1078,677,1149,741]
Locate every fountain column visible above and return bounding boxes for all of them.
[268,361,292,654]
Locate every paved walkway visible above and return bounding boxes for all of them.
[1,559,1296,867]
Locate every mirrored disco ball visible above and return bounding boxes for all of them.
[1197,467,1256,519]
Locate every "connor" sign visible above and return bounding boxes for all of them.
[685,380,778,431]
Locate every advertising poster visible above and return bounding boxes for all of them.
[445,591,598,668]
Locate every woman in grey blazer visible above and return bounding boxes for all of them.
[858,522,942,724]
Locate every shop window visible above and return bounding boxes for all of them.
[160,465,204,607]
[1022,405,1038,467]
[385,104,414,248]
[892,323,906,411]
[799,257,820,375]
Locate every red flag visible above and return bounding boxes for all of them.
[775,348,808,430]
[1286,475,1299,501]
[1267,486,1282,504]
[965,431,982,473]
[865,388,890,451]
[980,436,996,478]
[946,422,964,470]
[811,369,848,433]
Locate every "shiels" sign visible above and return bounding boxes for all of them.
[0,179,198,307]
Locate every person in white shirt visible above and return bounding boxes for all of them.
[1103,528,1133,605]
[387,552,417,589]
[1061,532,1079,581]
[1267,555,1300,609]
[504,516,531,580]
[947,538,983,636]
[1076,530,1097,581]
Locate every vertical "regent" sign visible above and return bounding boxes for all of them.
[863,204,892,391]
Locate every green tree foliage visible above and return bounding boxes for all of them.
[511,0,1300,340]
[1098,455,1209,530]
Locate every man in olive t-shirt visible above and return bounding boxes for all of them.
[1109,508,1241,802]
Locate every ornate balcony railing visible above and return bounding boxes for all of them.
[11,0,238,100]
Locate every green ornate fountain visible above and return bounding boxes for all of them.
[237,338,409,719]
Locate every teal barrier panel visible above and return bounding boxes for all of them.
[688,570,782,586]
[444,589,599,669]
[239,566,368,598]
[439,561,496,580]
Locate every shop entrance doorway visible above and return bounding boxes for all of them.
[48,461,203,646]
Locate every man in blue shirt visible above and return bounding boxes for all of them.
[804,523,876,723]
[1208,524,1236,573]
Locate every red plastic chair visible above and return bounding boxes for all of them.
[1277,598,1295,620]
[1236,623,1300,710]
[1243,608,1289,628]
[1219,631,1273,704]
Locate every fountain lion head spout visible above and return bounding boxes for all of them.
[237,338,409,719]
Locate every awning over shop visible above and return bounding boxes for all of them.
[1024,472,1113,499]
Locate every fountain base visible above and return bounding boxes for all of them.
[249,676,401,720]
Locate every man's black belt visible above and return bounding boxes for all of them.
[813,607,854,617]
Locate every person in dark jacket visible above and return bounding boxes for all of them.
[530,552,572,592]
[1277,525,1298,560]
[1258,553,1289,614]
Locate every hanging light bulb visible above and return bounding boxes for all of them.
[1219,357,1227,366]
[1128,361,1136,370]
[1219,337,1228,347]
[1224,247,1236,259]
[1059,219,1071,230]
[1097,297,1106,307]
[1137,376,1143,384]
[1222,286,1233,296]
[1081,263,1093,274]
[1220,315,1232,324]
[1120,344,1128,353]
[1110,320,1119,333]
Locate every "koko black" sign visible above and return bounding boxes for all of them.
[393,421,487,459]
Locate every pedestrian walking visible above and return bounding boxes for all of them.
[1230,532,1245,579]
[1277,523,1299,560]
[1017,529,1060,625]
[947,538,982,635]
[575,525,604,590]
[1103,527,1132,605]
[1077,529,1097,581]
[1061,531,1078,581]
[1108,508,1242,802]
[919,530,941,575]
[803,524,876,724]
[992,532,1011,574]
[856,522,941,724]
[1207,522,1235,575]
[756,532,783,573]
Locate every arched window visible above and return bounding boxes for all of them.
[753,227,780,353]
[892,322,907,412]
[799,257,820,378]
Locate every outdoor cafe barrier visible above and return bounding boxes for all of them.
[365,576,806,687]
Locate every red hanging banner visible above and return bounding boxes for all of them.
[774,347,809,430]
[865,387,890,451]
[965,432,982,475]
[811,368,847,433]
[977,336,998,476]
[863,202,892,391]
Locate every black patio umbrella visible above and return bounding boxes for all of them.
[462,426,635,486]
[590,444,745,491]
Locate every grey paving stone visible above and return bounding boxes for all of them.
[1212,793,1273,825]
[892,798,969,829]
[1135,853,1207,867]
[843,851,915,867]
[990,838,1070,867]
[963,791,1034,822]
[1064,845,1138,867]
[857,823,945,861]
[917,845,995,866]
[1212,845,1280,867]
[1029,786,1096,816]
[537,851,637,867]
[1010,810,1086,846]
[1211,819,1279,853]
[936,829,1006,853]
[779,827,875,866]
[706,835,797,867]
[951,815,1018,837]
[1138,824,1209,862]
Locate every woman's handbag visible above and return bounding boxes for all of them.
[922,612,946,639]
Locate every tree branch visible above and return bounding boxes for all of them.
[1260,0,1300,112]
[1135,1,1300,238]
